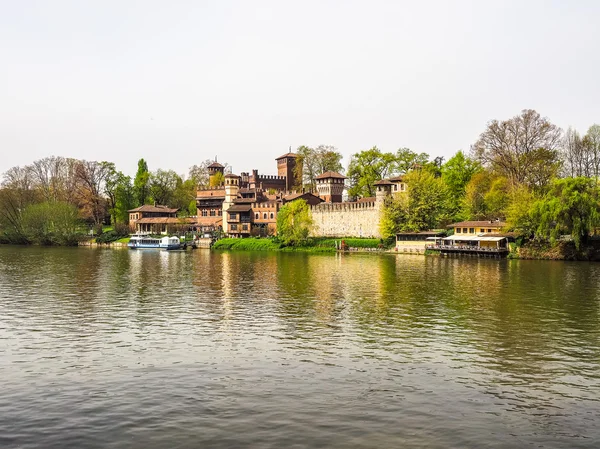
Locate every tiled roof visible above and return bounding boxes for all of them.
[447,221,506,228]
[128,205,179,213]
[374,179,394,186]
[226,204,253,212]
[389,175,405,182]
[135,217,195,224]
[207,162,224,169]
[315,171,347,180]
[275,152,298,160]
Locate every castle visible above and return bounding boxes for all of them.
[196,152,407,238]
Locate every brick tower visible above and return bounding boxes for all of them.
[275,151,299,191]
[207,161,225,186]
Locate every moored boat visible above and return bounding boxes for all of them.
[128,234,182,250]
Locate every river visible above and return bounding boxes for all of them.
[0,246,599,448]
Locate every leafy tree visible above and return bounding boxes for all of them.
[347,147,399,198]
[395,148,429,174]
[533,177,600,250]
[149,169,181,206]
[134,158,150,205]
[276,199,313,246]
[441,150,481,218]
[381,170,449,236]
[75,160,112,226]
[172,178,197,215]
[294,145,344,192]
[21,201,82,245]
[112,173,136,224]
[505,185,538,237]
[472,109,562,190]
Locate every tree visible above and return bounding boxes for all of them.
[381,170,449,237]
[188,159,232,188]
[21,201,82,245]
[209,171,224,187]
[172,178,198,215]
[134,158,150,205]
[149,169,181,206]
[472,109,562,190]
[586,124,600,180]
[294,145,344,192]
[395,148,429,174]
[441,150,481,218]
[533,177,600,250]
[347,147,399,198]
[75,160,112,226]
[504,185,538,237]
[276,199,313,246]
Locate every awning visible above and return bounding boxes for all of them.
[443,235,506,242]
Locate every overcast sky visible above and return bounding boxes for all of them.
[1,0,599,178]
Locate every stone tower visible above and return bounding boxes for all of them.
[207,161,225,186]
[374,179,393,211]
[315,171,347,203]
[275,151,299,191]
[222,173,240,233]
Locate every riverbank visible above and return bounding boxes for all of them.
[211,237,389,253]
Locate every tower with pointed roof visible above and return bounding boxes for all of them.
[275,150,299,191]
[315,171,347,203]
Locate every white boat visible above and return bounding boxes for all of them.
[128,235,182,250]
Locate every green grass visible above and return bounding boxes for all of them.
[212,238,281,251]
[211,237,384,253]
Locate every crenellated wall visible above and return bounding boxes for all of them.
[310,201,383,238]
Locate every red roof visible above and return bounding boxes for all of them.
[315,171,347,180]
[207,162,224,169]
[128,205,179,213]
[275,152,298,160]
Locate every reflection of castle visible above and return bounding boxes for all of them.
[196,151,407,238]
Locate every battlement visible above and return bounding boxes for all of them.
[256,175,286,181]
[197,185,225,192]
[311,201,376,212]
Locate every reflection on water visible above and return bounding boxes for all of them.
[0,247,599,448]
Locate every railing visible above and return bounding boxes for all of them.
[425,244,507,253]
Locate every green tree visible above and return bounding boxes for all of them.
[381,170,449,237]
[347,147,399,198]
[533,177,600,250]
[395,148,429,174]
[442,150,481,218]
[21,201,82,245]
[112,173,136,224]
[276,199,313,246]
[209,171,224,187]
[134,158,150,206]
[149,169,181,206]
[295,145,344,192]
[505,185,538,237]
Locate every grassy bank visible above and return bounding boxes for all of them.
[211,237,386,253]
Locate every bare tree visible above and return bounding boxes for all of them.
[472,109,562,190]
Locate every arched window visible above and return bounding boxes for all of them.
[263,213,267,219]
[270,213,274,219]
[255,213,259,219]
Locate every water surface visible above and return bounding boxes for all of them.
[0,246,599,448]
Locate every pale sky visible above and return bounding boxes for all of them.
[1,0,599,179]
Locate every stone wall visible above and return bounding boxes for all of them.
[310,201,382,238]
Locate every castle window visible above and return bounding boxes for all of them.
[230,213,237,219]
[218,210,222,216]
[210,210,216,217]
[231,224,237,230]
[263,213,267,219]
[270,213,274,219]
[201,210,208,217]
[255,213,259,219]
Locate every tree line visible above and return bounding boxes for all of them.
[0,157,227,244]
[375,109,600,250]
